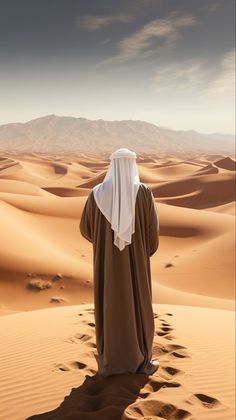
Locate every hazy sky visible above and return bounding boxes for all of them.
[0,0,235,134]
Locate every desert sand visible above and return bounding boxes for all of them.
[0,152,235,419]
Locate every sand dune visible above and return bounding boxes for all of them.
[152,173,235,209]
[42,187,86,197]
[0,153,235,311]
[0,152,235,419]
[193,163,219,175]
[0,179,49,196]
[77,172,107,189]
[214,156,236,171]
[152,161,204,177]
[207,201,235,215]
[0,159,95,186]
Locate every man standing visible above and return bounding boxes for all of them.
[79,148,159,376]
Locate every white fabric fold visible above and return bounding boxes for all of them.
[92,148,141,251]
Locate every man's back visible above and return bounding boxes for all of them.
[80,182,159,257]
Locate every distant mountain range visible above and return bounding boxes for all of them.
[0,114,234,155]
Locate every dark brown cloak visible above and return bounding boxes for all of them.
[79,182,159,376]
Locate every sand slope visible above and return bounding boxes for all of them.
[0,303,234,420]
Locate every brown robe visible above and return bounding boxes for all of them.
[79,182,159,376]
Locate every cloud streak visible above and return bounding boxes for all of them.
[151,48,235,101]
[96,11,197,65]
[151,58,207,94]
[202,48,235,100]
[75,14,134,30]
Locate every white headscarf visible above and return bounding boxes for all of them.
[92,148,141,251]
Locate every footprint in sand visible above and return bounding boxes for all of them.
[162,405,191,419]
[53,360,96,374]
[128,400,191,419]
[162,366,182,377]
[75,333,92,342]
[76,309,94,316]
[156,326,174,337]
[165,262,174,268]
[155,343,190,366]
[165,344,187,351]
[87,322,95,327]
[171,351,190,359]
[155,322,176,340]
[64,333,93,344]
[157,403,191,419]
[152,344,169,357]
[81,319,93,325]
[164,335,177,341]
[162,344,190,359]
[162,322,171,326]
[154,316,177,340]
[53,361,86,372]
[87,342,97,348]
[148,378,181,392]
[193,393,221,409]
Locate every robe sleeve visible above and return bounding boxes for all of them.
[79,191,94,243]
[148,188,159,257]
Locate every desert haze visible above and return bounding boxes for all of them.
[0,144,235,419]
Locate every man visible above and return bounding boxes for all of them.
[79,148,160,376]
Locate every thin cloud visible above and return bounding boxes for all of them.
[75,0,162,31]
[97,11,197,65]
[151,59,207,94]
[201,49,235,99]
[75,14,134,31]
[151,49,235,106]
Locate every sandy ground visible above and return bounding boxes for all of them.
[0,152,235,419]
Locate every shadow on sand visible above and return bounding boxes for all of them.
[26,371,150,420]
